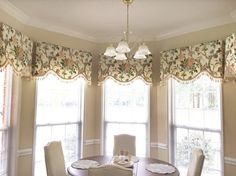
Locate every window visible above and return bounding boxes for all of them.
[170,75,222,176]
[0,67,12,176]
[34,74,84,176]
[103,79,149,157]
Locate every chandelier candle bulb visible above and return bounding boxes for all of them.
[104,0,151,60]
[104,45,117,57]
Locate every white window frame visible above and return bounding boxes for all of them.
[168,77,224,176]
[32,76,84,176]
[102,78,150,157]
[0,67,14,176]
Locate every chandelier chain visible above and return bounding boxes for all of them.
[126,2,129,43]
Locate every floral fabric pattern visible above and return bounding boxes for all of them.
[225,33,236,81]
[0,23,33,76]
[32,42,93,84]
[98,55,152,85]
[160,40,224,83]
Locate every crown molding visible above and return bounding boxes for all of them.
[27,20,98,42]
[1,0,235,43]
[0,0,97,42]
[156,15,233,41]
[0,0,29,24]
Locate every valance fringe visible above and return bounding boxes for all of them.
[34,70,91,85]
[160,71,223,86]
[98,75,152,86]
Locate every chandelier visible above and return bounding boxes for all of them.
[104,0,151,60]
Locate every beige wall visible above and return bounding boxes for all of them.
[1,8,236,176]
[0,9,99,176]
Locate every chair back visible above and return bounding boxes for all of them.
[113,134,136,156]
[187,148,205,176]
[88,164,133,176]
[44,141,67,176]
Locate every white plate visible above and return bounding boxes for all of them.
[146,163,176,174]
[71,160,100,169]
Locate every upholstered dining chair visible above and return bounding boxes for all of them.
[113,134,136,156]
[187,148,205,176]
[88,164,133,176]
[44,141,67,176]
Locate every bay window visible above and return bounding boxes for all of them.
[34,74,84,176]
[170,75,222,176]
[103,79,149,157]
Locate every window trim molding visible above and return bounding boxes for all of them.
[3,69,21,176]
[219,83,224,176]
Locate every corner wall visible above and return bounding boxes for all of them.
[0,8,99,176]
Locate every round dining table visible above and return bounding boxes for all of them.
[67,155,179,176]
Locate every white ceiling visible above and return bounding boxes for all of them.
[1,0,236,42]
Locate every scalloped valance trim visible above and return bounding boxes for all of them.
[33,70,91,84]
[98,75,152,86]
[0,59,31,77]
[160,71,223,86]
[160,40,224,83]
[98,55,152,85]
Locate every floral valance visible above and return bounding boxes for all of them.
[225,33,236,81]
[32,42,93,83]
[98,55,152,85]
[0,23,33,76]
[160,40,224,83]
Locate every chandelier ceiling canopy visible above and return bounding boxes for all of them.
[104,0,151,60]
